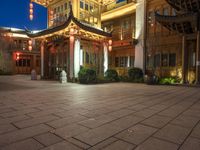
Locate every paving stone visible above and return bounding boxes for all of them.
[34,132,63,146]
[154,124,191,144]
[0,138,44,150]
[55,124,89,139]
[0,124,52,146]
[0,115,30,125]
[0,124,17,134]
[88,137,118,150]
[67,138,91,149]
[41,141,82,150]
[135,137,179,150]
[13,115,59,128]
[47,115,87,128]
[191,123,200,139]
[115,124,157,145]
[171,115,199,129]
[133,109,158,118]
[108,109,135,118]
[74,122,123,146]
[78,115,117,129]
[141,115,172,128]
[179,137,200,150]
[103,140,135,150]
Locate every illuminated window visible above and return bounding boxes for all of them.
[85,3,89,11]
[80,1,84,9]
[64,3,67,10]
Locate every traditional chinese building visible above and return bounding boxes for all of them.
[146,0,200,84]
[27,0,137,80]
[0,27,40,75]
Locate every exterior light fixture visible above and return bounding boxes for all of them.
[29,2,34,20]
[108,39,112,52]
[28,39,33,51]
[16,53,20,60]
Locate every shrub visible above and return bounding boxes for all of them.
[128,67,143,82]
[78,67,96,84]
[159,77,180,85]
[105,69,119,82]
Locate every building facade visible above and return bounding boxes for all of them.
[145,0,200,84]
[0,27,40,75]
[27,0,137,80]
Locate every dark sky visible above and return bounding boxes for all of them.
[0,1,47,30]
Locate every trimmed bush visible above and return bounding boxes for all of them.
[159,77,180,85]
[78,67,96,84]
[105,69,119,82]
[128,67,143,82]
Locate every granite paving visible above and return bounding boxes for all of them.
[0,75,200,150]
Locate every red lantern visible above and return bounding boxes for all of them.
[108,46,112,52]
[28,40,32,45]
[29,2,33,21]
[16,53,20,60]
[28,46,33,51]
[108,39,112,45]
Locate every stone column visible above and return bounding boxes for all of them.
[196,31,200,84]
[40,41,44,79]
[182,36,187,84]
[103,43,108,74]
[74,38,80,78]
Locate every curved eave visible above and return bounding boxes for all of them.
[166,0,200,13]
[27,5,111,38]
[155,13,197,34]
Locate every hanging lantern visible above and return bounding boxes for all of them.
[16,53,20,60]
[28,46,33,51]
[29,2,34,20]
[28,39,33,51]
[108,46,112,52]
[50,10,54,25]
[108,39,112,45]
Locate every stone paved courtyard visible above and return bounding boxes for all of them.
[0,75,200,150]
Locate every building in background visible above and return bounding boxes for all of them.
[101,0,136,76]
[0,27,41,75]
[145,0,200,84]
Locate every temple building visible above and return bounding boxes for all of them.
[0,27,40,75]
[27,0,137,80]
[146,0,200,84]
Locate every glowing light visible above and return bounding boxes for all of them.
[70,28,75,35]
[29,46,33,51]
[108,46,112,52]
[29,2,34,21]
[28,40,32,45]
[108,39,112,45]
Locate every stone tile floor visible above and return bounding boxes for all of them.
[0,75,200,150]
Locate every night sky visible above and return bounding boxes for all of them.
[0,1,47,30]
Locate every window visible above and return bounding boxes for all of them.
[64,3,67,10]
[115,57,119,67]
[80,1,84,9]
[86,52,89,64]
[61,5,63,12]
[85,3,89,11]
[163,7,168,15]
[169,53,176,67]
[130,56,134,67]
[161,53,168,67]
[172,8,176,16]
[154,54,160,67]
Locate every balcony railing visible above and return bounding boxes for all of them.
[111,27,135,41]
